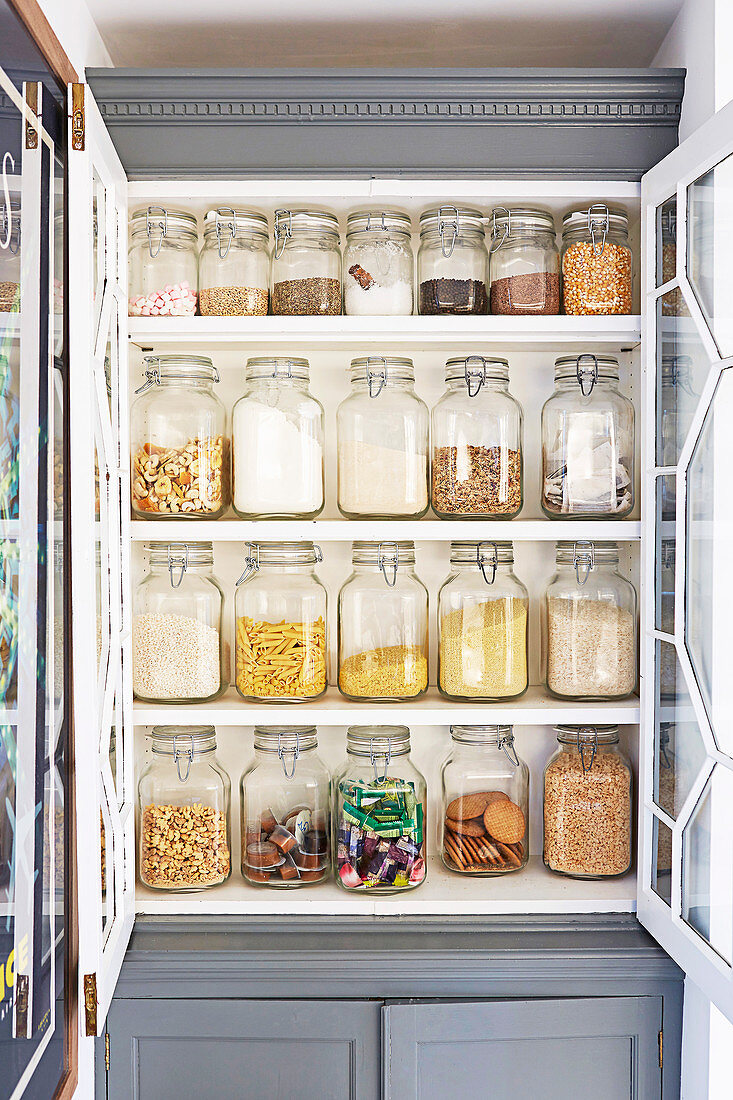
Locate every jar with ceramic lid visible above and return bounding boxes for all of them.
[240,726,331,887]
[128,206,199,316]
[343,209,413,315]
[418,205,488,314]
[199,208,269,316]
[561,204,633,315]
[488,206,559,315]
[334,726,426,893]
[0,196,20,313]
[271,208,341,315]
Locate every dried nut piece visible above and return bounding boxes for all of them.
[483,799,526,845]
[131,435,229,516]
[140,802,230,889]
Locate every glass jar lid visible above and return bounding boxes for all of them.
[489,206,555,246]
[203,207,268,240]
[130,206,198,240]
[245,356,310,382]
[661,354,693,388]
[555,540,620,576]
[450,724,512,744]
[236,541,323,584]
[352,540,415,566]
[274,208,339,240]
[346,725,411,757]
[254,726,318,753]
[419,205,484,236]
[562,204,629,237]
[346,209,412,237]
[450,539,514,574]
[555,724,620,771]
[554,353,620,386]
[151,725,217,781]
[445,355,509,393]
[146,542,213,585]
[350,355,414,396]
[136,354,219,392]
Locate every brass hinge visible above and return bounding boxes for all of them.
[71,84,85,151]
[83,972,98,1036]
[658,1028,663,1069]
[25,83,38,150]
[105,1031,110,1071]
[15,974,29,1037]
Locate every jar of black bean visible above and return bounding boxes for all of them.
[417,206,488,315]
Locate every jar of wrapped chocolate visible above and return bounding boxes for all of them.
[240,726,331,887]
[334,726,426,894]
[418,205,488,315]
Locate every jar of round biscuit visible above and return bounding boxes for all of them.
[561,205,632,315]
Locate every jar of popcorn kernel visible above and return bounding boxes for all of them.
[561,205,632,315]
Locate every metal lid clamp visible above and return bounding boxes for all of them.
[278,730,300,779]
[477,541,498,585]
[215,206,237,260]
[366,356,388,399]
[235,543,261,585]
[464,355,488,398]
[167,544,188,589]
[488,206,511,254]
[146,206,168,259]
[173,733,195,783]
[370,737,392,783]
[378,542,399,588]
[576,353,599,397]
[585,203,610,256]
[498,730,520,768]
[438,205,459,258]
[573,540,595,587]
[577,726,599,774]
[273,209,293,260]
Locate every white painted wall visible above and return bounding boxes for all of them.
[37,0,112,75]
[653,0,716,141]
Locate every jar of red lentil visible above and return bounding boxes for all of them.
[561,205,632,315]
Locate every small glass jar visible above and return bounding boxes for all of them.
[232,357,325,519]
[541,354,634,518]
[334,725,426,894]
[271,208,341,315]
[0,355,19,519]
[132,542,226,703]
[440,725,529,875]
[0,196,20,313]
[138,725,231,891]
[338,541,428,702]
[128,206,199,316]
[235,542,327,702]
[130,354,229,518]
[418,205,488,315]
[199,208,269,316]
[337,356,429,519]
[488,206,559,315]
[343,209,414,315]
[438,541,528,701]
[543,724,632,878]
[543,540,637,700]
[561,204,632,315]
[431,355,523,517]
[240,726,331,887]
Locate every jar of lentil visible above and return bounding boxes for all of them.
[271,208,341,315]
[417,205,488,314]
[0,196,20,313]
[343,209,414,315]
[438,541,528,701]
[128,206,199,316]
[138,725,231,891]
[338,541,428,702]
[561,204,633,315]
[235,542,327,702]
[334,725,426,893]
[440,725,529,875]
[543,724,632,878]
[488,206,559,315]
[431,355,523,517]
[130,354,229,518]
[199,208,269,316]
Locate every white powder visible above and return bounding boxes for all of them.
[233,398,323,515]
[338,439,428,516]
[133,613,221,700]
[345,280,413,316]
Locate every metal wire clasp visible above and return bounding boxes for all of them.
[215,206,236,259]
[236,544,261,585]
[577,726,598,774]
[278,731,300,779]
[273,209,292,259]
[135,358,161,394]
[585,203,609,256]
[370,737,392,783]
[498,731,520,768]
[366,356,387,399]
[146,206,168,258]
[167,544,188,589]
[573,540,595,586]
[173,733,194,783]
[365,211,388,233]
[489,206,511,253]
[464,355,487,398]
[378,542,399,587]
[575,353,598,398]
[477,541,498,585]
[438,205,459,258]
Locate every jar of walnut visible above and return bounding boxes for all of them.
[561,205,632,315]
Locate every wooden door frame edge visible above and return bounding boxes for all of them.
[7,0,78,87]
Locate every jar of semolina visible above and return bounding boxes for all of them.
[199,207,269,316]
[561,204,632,315]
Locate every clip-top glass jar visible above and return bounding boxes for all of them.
[543,724,632,878]
[271,208,341,315]
[418,205,488,314]
[334,725,427,893]
[138,725,231,891]
[343,209,413,316]
[541,354,634,518]
[0,196,20,313]
[440,725,529,875]
[561,204,632,315]
[232,357,325,519]
[432,355,523,517]
[240,726,331,887]
[131,354,229,518]
[129,206,199,316]
[199,208,269,316]
[488,207,559,315]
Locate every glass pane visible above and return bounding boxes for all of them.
[656,292,710,466]
[683,764,733,964]
[656,196,676,286]
[652,816,672,905]
[654,715,708,820]
[655,474,675,633]
[688,152,733,356]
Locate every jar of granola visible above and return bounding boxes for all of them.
[561,205,632,315]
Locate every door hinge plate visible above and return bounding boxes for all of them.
[71,84,85,151]
[15,973,29,1037]
[84,972,98,1036]
[25,83,38,150]
[105,1030,110,1071]
[658,1027,663,1069]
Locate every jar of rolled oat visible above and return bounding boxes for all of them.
[343,209,414,315]
[130,354,229,518]
[543,724,632,878]
[0,195,20,313]
[138,725,231,892]
[418,205,488,315]
[271,209,341,315]
[128,206,199,316]
[199,208,269,316]
[561,204,633,315]
[488,207,559,315]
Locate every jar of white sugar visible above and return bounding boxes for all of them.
[343,209,414,315]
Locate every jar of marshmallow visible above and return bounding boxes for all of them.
[128,206,199,317]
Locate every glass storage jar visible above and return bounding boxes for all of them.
[338,541,428,701]
[561,204,632,315]
[337,356,429,519]
[132,542,226,703]
[131,354,229,519]
[334,725,426,893]
[128,206,199,316]
[0,355,19,519]
[199,207,269,316]
[232,356,324,519]
[418,205,488,314]
[543,540,637,700]
[240,726,331,887]
[438,541,528,701]
[235,542,327,702]
[431,355,523,517]
[138,725,231,891]
[541,354,634,518]
[271,208,341,315]
[440,725,529,875]
[488,206,559,315]
[543,724,632,878]
[0,196,20,313]
[343,209,413,315]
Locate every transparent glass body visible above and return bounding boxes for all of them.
[418,207,488,315]
[343,210,414,316]
[0,367,19,519]
[199,209,269,316]
[0,199,20,313]
[488,209,559,316]
[128,207,199,316]
[271,210,341,316]
[561,207,633,315]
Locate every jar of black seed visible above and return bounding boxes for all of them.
[417,206,488,315]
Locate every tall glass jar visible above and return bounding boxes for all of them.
[130,354,229,518]
[338,541,428,702]
[561,204,633,315]
[334,726,426,893]
[488,207,559,315]
[232,356,325,519]
[418,206,488,315]
[440,725,529,875]
[235,542,327,702]
[128,206,199,316]
[199,208,269,316]
[543,724,632,878]
[138,725,231,891]
[132,542,226,703]
[541,354,634,518]
[0,196,20,312]
[240,726,331,887]
[438,541,528,701]
[271,209,341,315]
[343,209,413,315]
[431,356,523,517]
[543,541,637,700]
[337,356,429,519]
[0,355,19,519]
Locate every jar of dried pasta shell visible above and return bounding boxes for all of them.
[561,205,632,315]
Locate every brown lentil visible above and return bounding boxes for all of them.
[432,445,522,515]
[562,241,632,315]
[339,644,427,699]
[272,277,341,316]
[199,285,268,317]
[140,802,230,889]
[490,272,559,315]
